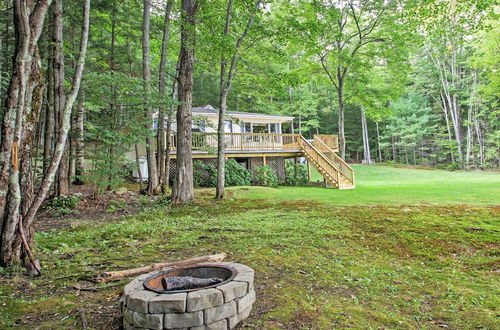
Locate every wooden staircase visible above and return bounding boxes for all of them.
[299,135,355,189]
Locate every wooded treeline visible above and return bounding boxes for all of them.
[0,0,498,268]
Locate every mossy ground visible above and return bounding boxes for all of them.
[0,166,499,329]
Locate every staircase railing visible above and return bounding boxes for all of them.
[312,136,355,185]
[298,136,340,186]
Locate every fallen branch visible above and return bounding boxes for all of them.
[95,253,227,283]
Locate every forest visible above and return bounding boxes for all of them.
[0,0,499,269]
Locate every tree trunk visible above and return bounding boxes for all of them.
[0,0,55,267]
[376,122,382,163]
[43,55,54,174]
[142,0,159,195]
[158,0,173,192]
[392,136,397,162]
[135,144,144,192]
[215,0,233,200]
[215,0,261,199]
[337,77,346,159]
[73,88,85,185]
[165,58,181,189]
[18,0,90,267]
[216,88,228,199]
[53,0,69,196]
[361,108,372,164]
[171,0,200,204]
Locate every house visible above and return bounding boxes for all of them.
[132,105,354,189]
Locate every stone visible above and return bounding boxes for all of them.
[127,290,158,313]
[217,281,247,303]
[227,305,252,329]
[204,319,229,330]
[123,278,144,296]
[190,318,228,330]
[164,311,203,328]
[187,288,224,312]
[149,292,187,313]
[114,187,128,195]
[123,308,135,324]
[120,295,127,313]
[123,320,135,330]
[204,301,237,324]
[235,290,256,313]
[230,263,254,274]
[232,272,254,284]
[133,311,163,329]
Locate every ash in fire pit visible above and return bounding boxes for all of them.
[143,265,234,293]
[121,263,255,330]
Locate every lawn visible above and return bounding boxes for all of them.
[233,165,500,205]
[0,166,499,329]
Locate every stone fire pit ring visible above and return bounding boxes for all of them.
[121,262,255,330]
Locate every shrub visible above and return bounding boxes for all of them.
[225,159,252,186]
[284,160,309,186]
[193,159,252,187]
[254,165,279,188]
[193,160,217,187]
[44,195,79,216]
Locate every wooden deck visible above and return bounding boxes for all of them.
[166,132,354,189]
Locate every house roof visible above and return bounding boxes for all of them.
[192,105,294,122]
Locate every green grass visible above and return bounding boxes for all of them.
[233,165,500,205]
[0,166,499,329]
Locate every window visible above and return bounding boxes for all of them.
[252,124,268,133]
[243,122,251,133]
[224,119,232,133]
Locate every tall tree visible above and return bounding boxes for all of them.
[288,0,402,159]
[0,0,89,268]
[215,0,262,199]
[53,0,70,196]
[158,0,174,192]
[142,0,159,195]
[171,0,200,204]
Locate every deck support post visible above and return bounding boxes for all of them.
[263,156,267,166]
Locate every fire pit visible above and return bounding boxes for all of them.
[121,262,255,329]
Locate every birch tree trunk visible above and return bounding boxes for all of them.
[361,108,372,164]
[142,0,159,195]
[171,0,199,204]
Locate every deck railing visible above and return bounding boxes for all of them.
[168,133,302,151]
[299,136,340,186]
[312,135,354,184]
[313,134,339,152]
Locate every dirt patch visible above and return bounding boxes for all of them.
[35,185,154,232]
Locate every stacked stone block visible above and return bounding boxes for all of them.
[121,262,255,330]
